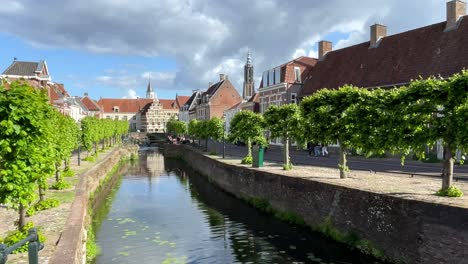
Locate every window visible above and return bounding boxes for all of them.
[294,67,301,83]
[291,93,297,104]
[274,67,281,84]
[106,115,111,119]
[133,115,136,120]
[269,69,274,86]
[114,116,119,120]
[113,106,119,113]
[262,71,268,87]
[123,116,128,121]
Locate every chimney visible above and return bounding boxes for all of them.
[219,74,225,81]
[370,24,387,48]
[84,92,88,97]
[208,82,213,88]
[446,0,466,31]
[318,41,332,60]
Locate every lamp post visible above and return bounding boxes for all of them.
[223,113,226,159]
[77,127,82,166]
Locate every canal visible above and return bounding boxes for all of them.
[94,150,383,264]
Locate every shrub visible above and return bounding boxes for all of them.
[62,169,75,177]
[50,180,72,190]
[84,156,96,162]
[436,186,464,197]
[283,163,293,170]
[209,151,217,156]
[26,198,60,216]
[241,156,252,165]
[1,222,46,253]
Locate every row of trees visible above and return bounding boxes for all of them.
[182,71,468,194]
[0,81,129,229]
[81,117,128,156]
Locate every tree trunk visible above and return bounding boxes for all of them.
[18,203,25,229]
[55,162,60,182]
[64,159,68,171]
[247,138,252,157]
[94,142,97,155]
[205,138,208,152]
[339,144,348,179]
[101,139,104,150]
[39,185,45,202]
[442,145,454,190]
[283,137,290,168]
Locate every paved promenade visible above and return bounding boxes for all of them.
[202,140,468,179]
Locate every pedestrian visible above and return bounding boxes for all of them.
[307,142,312,156]
[322,144,328,157]
[314,143,321,157]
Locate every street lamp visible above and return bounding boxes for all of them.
[223,112,226,159]
[77,127,82,166]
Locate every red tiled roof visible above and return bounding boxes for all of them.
[301,17,468,96]
[98,98,178,113]
[81,96,101,111]
[176,95,190,108]
[98,98,154,113]
[48,85,61,103]
[54,83,70,97]
[159,99,179,110]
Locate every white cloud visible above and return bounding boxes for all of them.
[124,89,138,99]
[0,0,447,94]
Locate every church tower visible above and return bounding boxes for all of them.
[146,76,156,99]
[243,50,254,100]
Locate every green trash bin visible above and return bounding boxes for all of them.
[252,145,264,168]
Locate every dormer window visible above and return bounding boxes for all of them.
[113,106,119,113]
[294,67,301,83]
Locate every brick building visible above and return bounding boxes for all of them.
[195,74,242,120]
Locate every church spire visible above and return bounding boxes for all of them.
[243,49,254,100]
[146,74,156,99]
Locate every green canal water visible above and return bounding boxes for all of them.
[93,150,384,264]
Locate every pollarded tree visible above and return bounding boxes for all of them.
[167,118,187,137]
[198,120,211,151]
[264,104,301,170]
[207,117,225,154]
[0,81,55,228]
[397,72,468,193]
[301,86,365,178]
[228,111,266,163]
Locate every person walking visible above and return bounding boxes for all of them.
[314,143,321,157]
[322,144,329,157]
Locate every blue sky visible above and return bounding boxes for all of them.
[0,0,444,100]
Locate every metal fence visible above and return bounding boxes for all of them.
[0,228,44,264]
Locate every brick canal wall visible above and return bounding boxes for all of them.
[164,144,468,264]
[49,145,138,264]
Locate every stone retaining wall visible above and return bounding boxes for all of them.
[164,144,468,264]
[49,145,137,264]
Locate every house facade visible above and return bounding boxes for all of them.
[179,90,201,124]
[195,74,242,120]
[299,0,468,157]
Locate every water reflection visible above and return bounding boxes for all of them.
[94,150,383,264]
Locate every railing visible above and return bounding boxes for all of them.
[0,228,44,264]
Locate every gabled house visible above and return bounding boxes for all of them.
[179,90,201,123]
[81,93,102,117]
[301,0,468,97]
[195,74,242,120]
[1,59,51,85]
[258,56,317,114]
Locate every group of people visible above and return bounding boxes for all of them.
[307,143,329,157]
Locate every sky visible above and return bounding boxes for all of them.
[0,0,446,100]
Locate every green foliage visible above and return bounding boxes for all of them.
[0,222,46,253]
[50,179,72,190]
[84,155,96,162]
[436,186,464,197]
[229,111,266,158]
[241,156,252,165]
[63,168,76,177]
[264,104,301,168]
[0,81,56,227]
[26,198,60,216]
[187,119,200,138]
[166,117,187,136]
[207,117,225,141]
[86,224,101,263]
[209,151,218,156]
[283,163,293,170]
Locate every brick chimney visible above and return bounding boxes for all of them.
[318,41,332,60]
[84,92,88,97]
[219,74,225,81]
[370,24,387,48]
[446,0,466,31]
